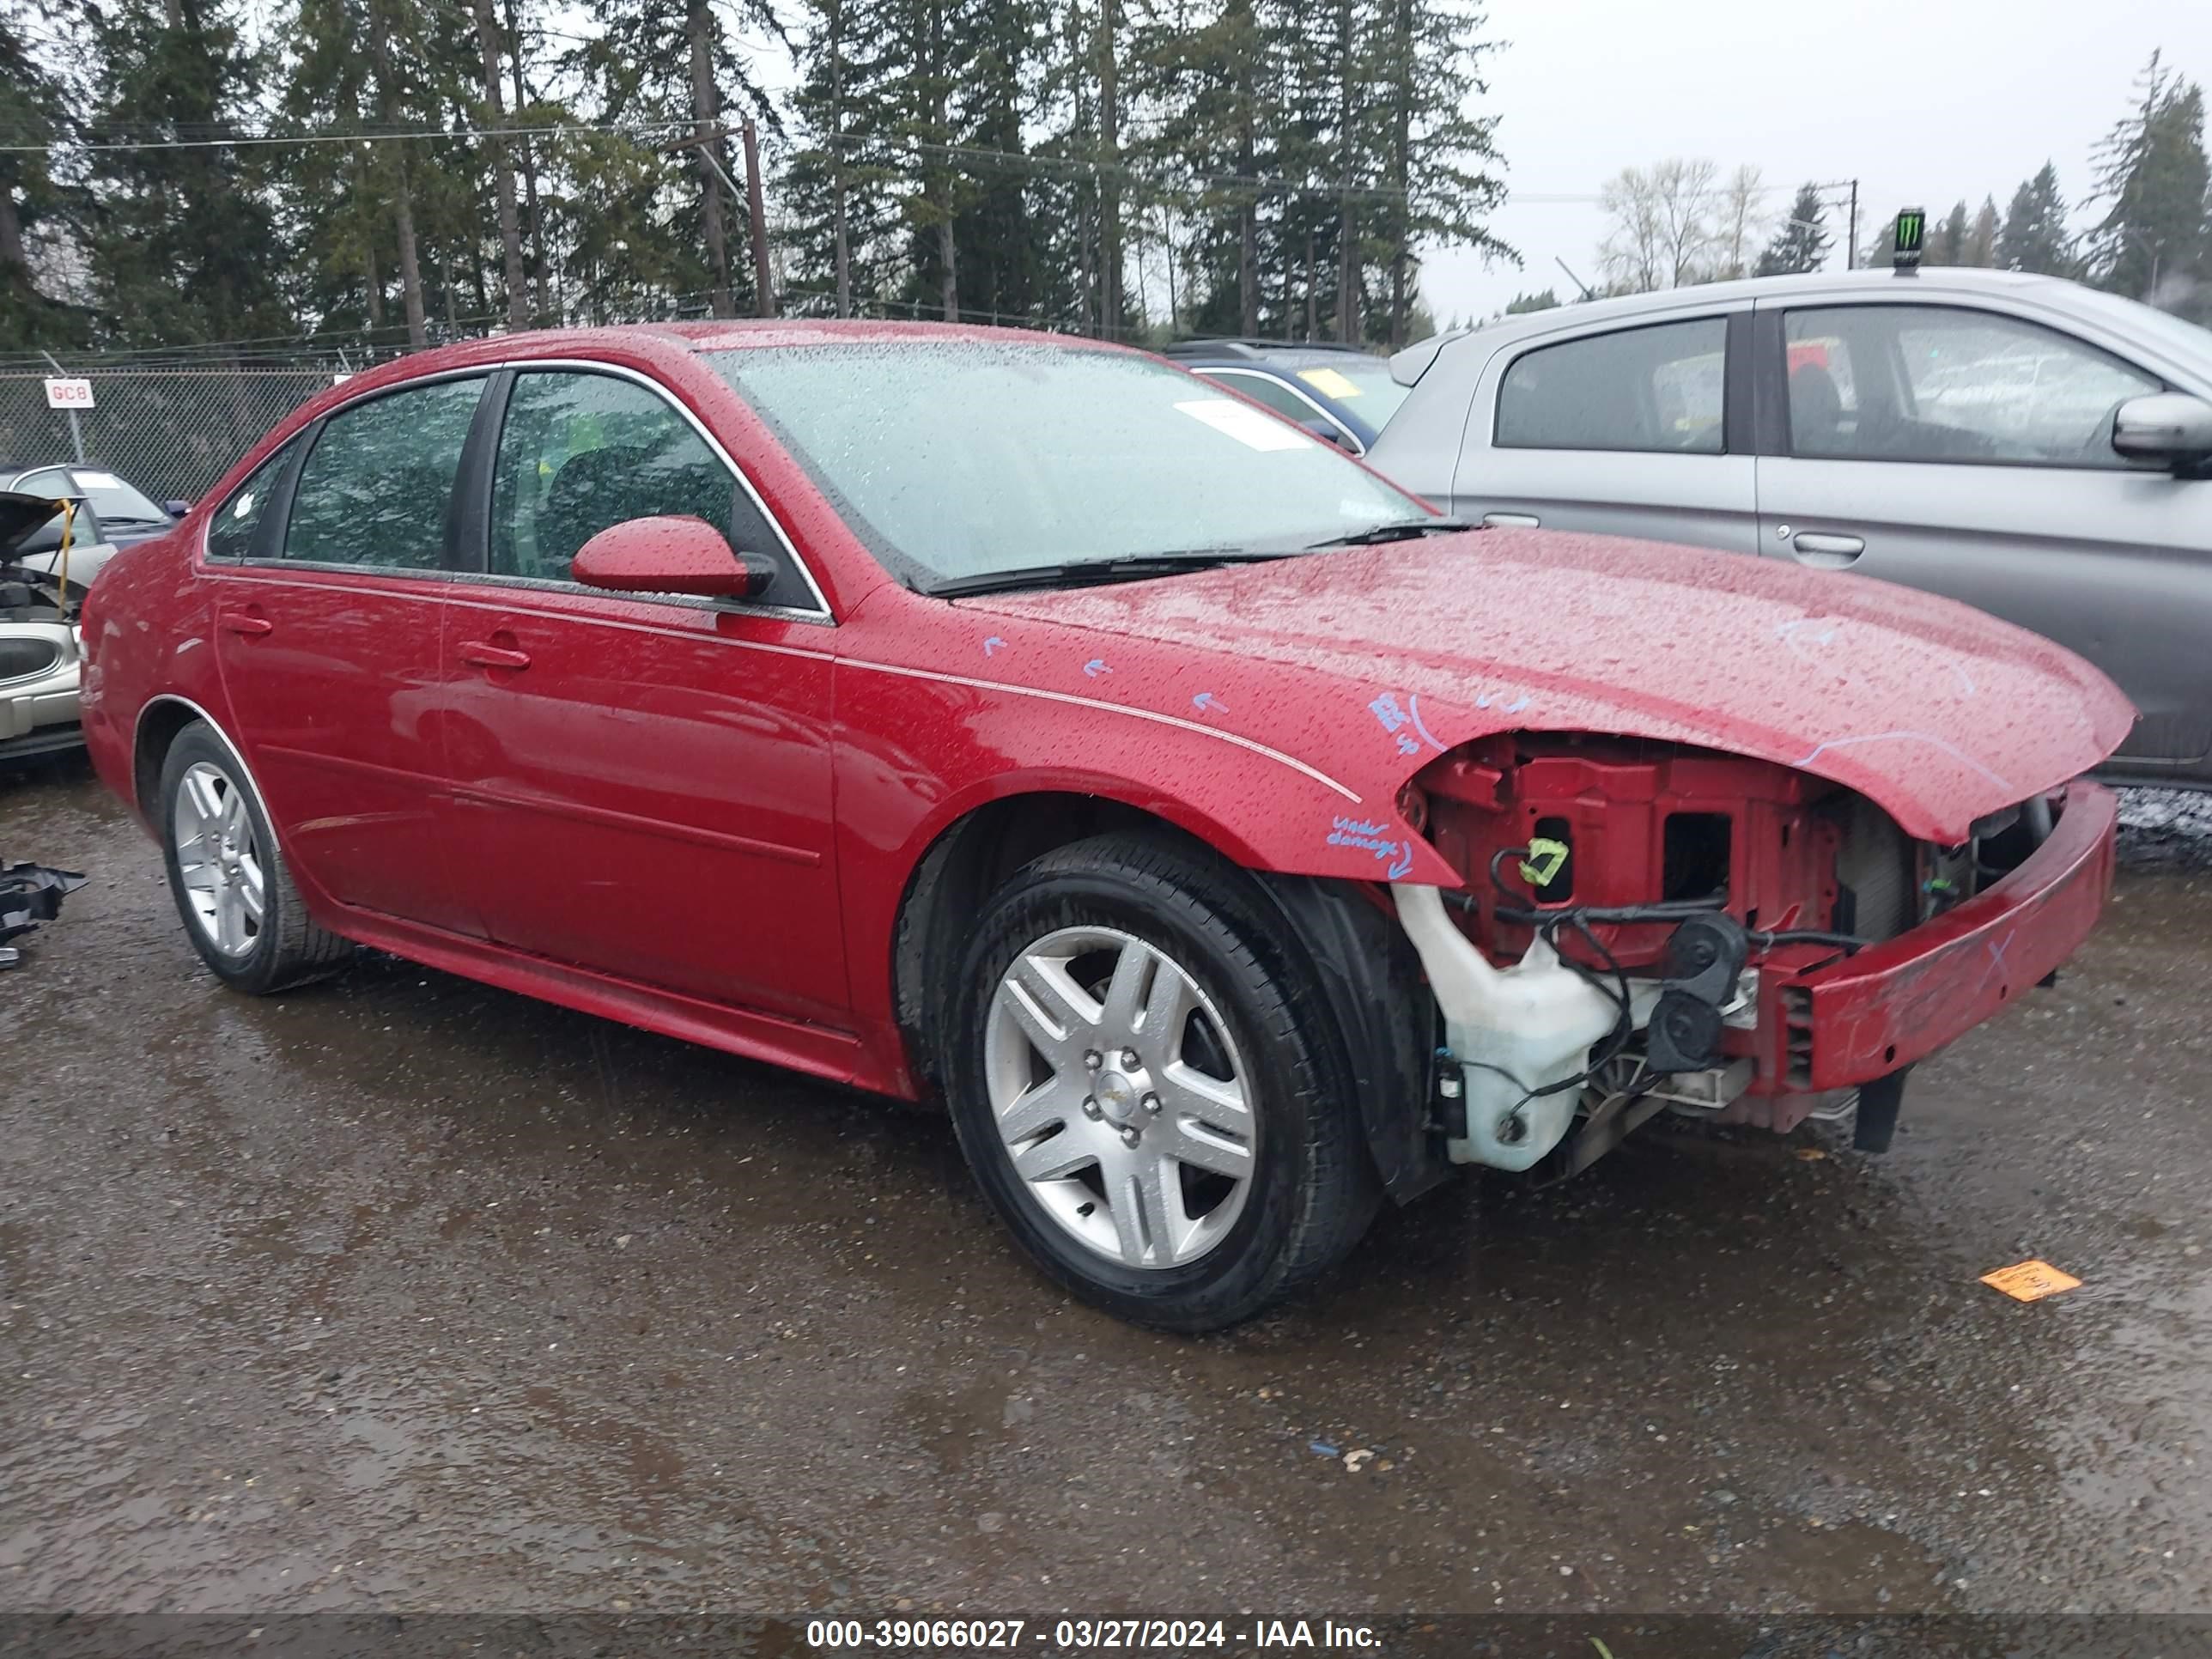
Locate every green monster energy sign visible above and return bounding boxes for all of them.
[1893,207,1927,268]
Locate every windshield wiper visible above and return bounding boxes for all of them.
[1305,516,1474,549]
[928,551,1289,599]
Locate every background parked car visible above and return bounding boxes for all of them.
[1366,268,2212,787]
[1,462,187,548]
[1161,339,1410,453]
[2,490,118,763]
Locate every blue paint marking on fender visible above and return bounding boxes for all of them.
[1192,690,1227,714]
[1084,659,1112,678]
[982,635,1006,657]
[1327,814,1415,880]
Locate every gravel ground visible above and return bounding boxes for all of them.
[3,758,2209,1649]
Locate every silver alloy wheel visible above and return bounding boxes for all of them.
[984,925,1256,1269]
[171,760,266,957]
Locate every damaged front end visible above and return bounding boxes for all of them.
[1389,733,2115,1176]
[1,490,103,763]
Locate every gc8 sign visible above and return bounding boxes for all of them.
[43,378,96,410]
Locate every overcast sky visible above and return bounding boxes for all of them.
[1421,0,2212,324]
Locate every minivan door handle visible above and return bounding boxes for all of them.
[1790,531,1866,567]
[1482,512,1541,528]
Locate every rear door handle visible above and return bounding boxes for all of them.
[459,641,532,672]
[218,610,272,637]
[1790,531,1866,564]
[1482,512,1541,528]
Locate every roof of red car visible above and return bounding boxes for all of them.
[283,318,1123,422]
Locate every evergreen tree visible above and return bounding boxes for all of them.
[2087,51,2209,313]
[568,0,783,319]
[1928,199,1968,265]
[0,5,90,348]
[784,0,900,316]
[1997,162,2075,275]
[1369,0,1509,344]
[84,0,291,351]
[1504,288,1557,313]
[1753,180,1830,276]
[1965,194,1998,266]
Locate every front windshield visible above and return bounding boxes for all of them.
[708,343,1425,590]
[1292,359,1412,429]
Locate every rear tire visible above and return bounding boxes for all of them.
[941,832,1378,1332]
[157,720,352,994]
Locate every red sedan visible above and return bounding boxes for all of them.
[79,322,2132,1330]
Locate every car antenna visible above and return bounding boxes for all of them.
[1554,257,1597,302]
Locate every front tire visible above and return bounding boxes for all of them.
[158,721,352,994]
[943,833,1378,1332]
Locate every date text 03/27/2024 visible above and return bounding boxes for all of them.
[804,1618,1383,1650]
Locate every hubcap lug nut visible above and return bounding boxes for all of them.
[1120,1126,1140,1148]
[1082,1096,1102,1119]
[1085,1050,1103,1070]
[1121,1048,1139,1070]
[1142,1093,1160,1114]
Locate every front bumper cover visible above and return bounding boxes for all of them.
[1791,781,2117,1091]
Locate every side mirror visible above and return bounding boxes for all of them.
[571,515,774,599]
[1299,418,1356,453]
[165,499,191,520]
[2112,392,2212,473]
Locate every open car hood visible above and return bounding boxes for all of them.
[0,490,64,556]
[960,527,2136,845]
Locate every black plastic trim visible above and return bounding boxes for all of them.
[1723,311,1755,456]
[1258,875,1449,1203]
[451,368,513,575]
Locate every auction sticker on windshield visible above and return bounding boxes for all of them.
[1174,398,1311,451]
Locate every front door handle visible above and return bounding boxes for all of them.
[1482,512,1541,528]
[1790,531,1866,567]
[459,640,532,672]
[218,610,272,638]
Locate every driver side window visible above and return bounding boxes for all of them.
[488,370,790,592]
[1784,305,2160,469]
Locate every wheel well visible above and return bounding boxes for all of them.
[132,700,201,825]
[891,793,1220,1101]
[890,791,1450,1202]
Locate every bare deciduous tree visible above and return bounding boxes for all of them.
[1597,157,1722,293]
[1714,163,1765,280]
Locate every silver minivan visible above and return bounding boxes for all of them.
[1367,268,2212,787]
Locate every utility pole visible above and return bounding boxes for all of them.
[662,124,775,318]
[741,118,775,318]
[1810,179,1860,270]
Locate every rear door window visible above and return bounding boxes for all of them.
[283,377,486,569]
[1495,319,1729,453]
[206,441,298,562]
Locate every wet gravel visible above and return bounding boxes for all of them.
[3,756,2208,1626]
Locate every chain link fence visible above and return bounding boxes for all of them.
[0,368,335,505]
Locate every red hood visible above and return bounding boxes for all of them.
[960,528,2134,844]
